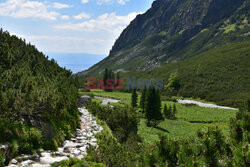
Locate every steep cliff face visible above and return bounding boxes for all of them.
[80,0,249,76]
[111,0,244,54]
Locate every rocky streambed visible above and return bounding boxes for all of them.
[7,107,103,167]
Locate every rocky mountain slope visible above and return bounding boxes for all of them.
[79,0,249,75]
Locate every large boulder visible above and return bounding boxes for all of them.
[78,96,91,108]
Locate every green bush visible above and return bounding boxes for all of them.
[86,101,141,143]
[84,103,146,167]
[0,152,4,167]
[43,139,58,151]
[0,30,79,164]
[137,104,250,166]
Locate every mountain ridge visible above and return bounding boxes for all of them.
[78,0,249,76]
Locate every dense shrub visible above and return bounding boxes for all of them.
[85,102,145,166]
[0,30,79,162]
[86,101,141,143]
[138,103,250,166]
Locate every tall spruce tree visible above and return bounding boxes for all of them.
[103,68,109,91]
[116,72,120,87]
[172,104,177,119]
[131,89,138,108]
[153,89,163,126]
[140,86,146,112]
[163,104,169,119]
[103,68,114,92]
[145,87,163,126]
[109,69,114,80]
[168,105,172,119]
[145,86,154,126]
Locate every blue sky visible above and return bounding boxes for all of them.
[0,0,154,55]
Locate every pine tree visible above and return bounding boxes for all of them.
[163,104,168,119]
[116,72,120,87]
[103,68,114,92]
[103,68,109,90]
[109,69,114,80]
[131,89,138,108]
[173,104,177,119]
[140,86,146,112]
[145,87,154,126]
[152,89,163,126]
[145,87,163,126]
[168,106,173,119]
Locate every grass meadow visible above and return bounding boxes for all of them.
[79,89,237,144]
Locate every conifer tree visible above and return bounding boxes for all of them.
[140,86,146,112]
[103,68,114,92]
[145,86,154,126]
[163,104,168,119]
[116,72,120,87]
[131,89,138,108]
[103,68,109,91]
[168,105,172,119]
[173,104,177,119]
[109,69,114,80]
[153,89,163,126]
[145,87,163,126]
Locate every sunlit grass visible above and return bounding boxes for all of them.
[79,89,236,144]
[79,89,134,106]
[138,119,230,144]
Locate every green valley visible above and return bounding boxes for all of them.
[0,0,249,166]
[79,89,237,144]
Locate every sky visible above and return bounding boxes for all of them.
[0,0,154,55]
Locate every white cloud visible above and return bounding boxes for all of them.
[97,0,111,5]
[97,0,129,5]
[81,0,89,4]
[15,34,114,54]
[0,0,59,20]
[73,13,91,20]
[53,2,72,9]
[55,12,139,34]
[61,15,70,20]
[24,12,138,54]
[117,0,130,5]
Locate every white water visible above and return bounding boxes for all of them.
[177,99,237,110]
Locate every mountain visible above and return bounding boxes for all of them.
[123,40,250,107]
[80,0,249,75]
[0,29,79,162]
[77,0,250,106]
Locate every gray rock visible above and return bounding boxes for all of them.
[63,147,73,153]
[31,164,51,167]
[40,156,69,164]
[78,96,91,107]
[10,159,18,164]
[21,160,34,166]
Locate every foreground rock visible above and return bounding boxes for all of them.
[7,107,103,167]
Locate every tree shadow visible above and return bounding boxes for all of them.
[154,126,170,133]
